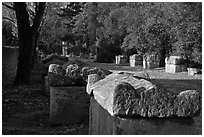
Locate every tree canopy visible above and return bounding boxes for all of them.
[2,2,202,85]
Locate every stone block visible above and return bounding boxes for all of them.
[143,53,159,69]
[143,60,159,69]
[2,46,19,84]
[165,56,185,65]
[87,73,200,117]
[50,86,89,124]
[48,59,111,87]
[130,60,143,67]
[88,72,201,135]
[129,54,143,61]
[89,96,200,135]
[115,55,127,64]
[187,68,201,75]
[62,46,68,57]
[129,54,143,67]
[165,64,187,73]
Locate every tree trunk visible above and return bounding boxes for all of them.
[13,2,46,85]
[13,3,33,85]
[159,46,166,67]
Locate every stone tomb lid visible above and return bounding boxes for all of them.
[165,56,185,65]
[88,72,200,118]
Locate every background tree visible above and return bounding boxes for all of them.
[2,2,46,85]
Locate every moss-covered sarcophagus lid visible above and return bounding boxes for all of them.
[87,72,200,118]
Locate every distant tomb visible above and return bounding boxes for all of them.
[129,54,143,67]
[187,68,201,75]
[115,55,127,64]
[62,46,68,57]
[143,53,160,69]
[165,56,186,73]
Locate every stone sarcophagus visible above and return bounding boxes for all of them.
[87,72,201,135]
[115,55,127,64]
[129,54,143,67]
[165,56,186,73]
[187,68,201,75]
[48,59,112,124]
[143,53,160,69]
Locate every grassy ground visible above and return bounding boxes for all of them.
[2,57,202,135]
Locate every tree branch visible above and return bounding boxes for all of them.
[3,16,16,24]
[32,2,46,31]
[2,2,15,10]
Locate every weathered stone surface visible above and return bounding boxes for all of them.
[144,53,160,62]
[129,54,143,67]
[116,55,127,64]
[165,56,185,65]
[133,72,150,81]
[187,68,201,75]
[143,54,159,69]
[88,73,200,117]
[62,59,91,70]
[48,73,74,86]
[84,67,112,79]
[65,64,81,80]
[48,60,111,86]
[165,64,187,73]
[174,90,200,117]
[48,64,65,75]
[130,60,143,67]
[86,74,102,94]
[89,96,200,135]
[50,86,89,124]
[129,54,143,61]
[62,46,68,57]
[143,60,159,69]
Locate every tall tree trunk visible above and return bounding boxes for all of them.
[13,3,33,85]
[13,2,46,85]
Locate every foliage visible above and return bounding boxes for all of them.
[120,2,202,65]
[39,2,84,55]
[2,20,18,46]
[3,2,201,66]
